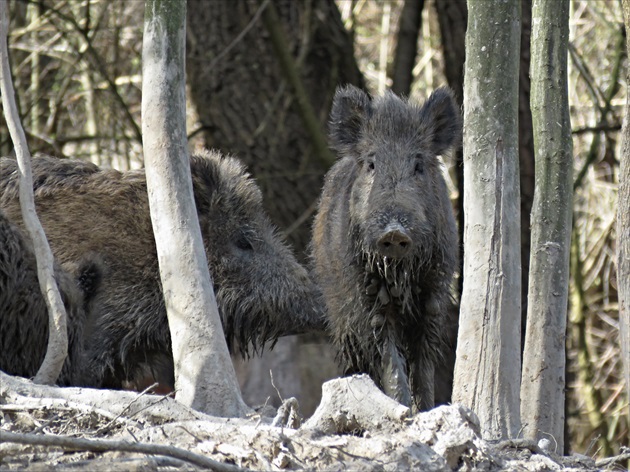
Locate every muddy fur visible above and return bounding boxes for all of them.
[311,85,460,411]
[0,209,100,385]
[0,150,323,390]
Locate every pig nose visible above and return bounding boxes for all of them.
[377,226,412,259]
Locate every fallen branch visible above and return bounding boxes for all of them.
[0,430,248,472]
[595,449,630,468]
[0,371,210,424]
[0,397,139,430]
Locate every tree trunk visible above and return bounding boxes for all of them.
[436,0,535,324]
[518,0,535,344]
[185,0,359,415]
[619,0,630,440]
[435,1,466,278]
[142,0,247,417]
[452,0,522,441]
[520,0,572,451]
[433,0,466,406]
[0,0,68,385]
[391,0,424,97]
[186,0,361,256]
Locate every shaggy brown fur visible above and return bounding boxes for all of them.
[0,150,323,390]
[311,85,460,411]
[0,209,100,385]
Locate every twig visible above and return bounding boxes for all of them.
[572,28,625,191]
[0,430,249,472]
[258,0,335,168]
[0,397,137,428]
[595,450,630,468]
[572,123,622,136]
[0,0,68,385]
[283,198,318,237]
[203,0,270,72]
[269,369,283,403]
[494,438,544,454]
[31,0,142,144]
[95,382,165,435]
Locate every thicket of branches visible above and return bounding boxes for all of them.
[0,0,627,455]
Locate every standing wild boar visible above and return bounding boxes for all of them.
[0,208,101,385]
[0,150,323,391]
[311,85,461,411]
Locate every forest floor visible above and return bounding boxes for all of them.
[0,372,628,471]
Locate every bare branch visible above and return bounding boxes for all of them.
[32,0,142,144]
[0,0,68,385]
[0,430,248,472]
[259,0,335,168]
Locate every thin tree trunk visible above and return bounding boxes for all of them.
[435,0,466,298]
[142,0,248,417]
[0,0,68,385]
[452,0,522,441]
[518,0,535,343]
[377,2,391,95]
[391,0,424,97]
[436,0,535,326]
[619,0,630,443]
[520,0,572,452]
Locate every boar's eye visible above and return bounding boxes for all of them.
[362,152,375,172]
[234,233,254,251]
[414,159,424,175]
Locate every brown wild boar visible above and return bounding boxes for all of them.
[311,85,461,411]
[0,150,324,391]
[0,208,100,385]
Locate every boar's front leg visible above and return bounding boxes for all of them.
[411,354,435,412]
[380,326,412,408]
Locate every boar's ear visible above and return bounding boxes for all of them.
[420,87,462,156]
[189,152,220,214]
[329,85,372,155]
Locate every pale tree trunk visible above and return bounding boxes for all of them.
[0,0,68,385]
[520,0,572,452]
[141,0,248,417]
[391,0,424,97]
[619,0,630,439]
[452,0,522,440]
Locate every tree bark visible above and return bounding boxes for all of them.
[518,0,535,342]
[520,0,572,451]
[186,0,362,255]
[142,0,248,417]
[433,0,466,406]
[619,0,630,439]
[452,0,522,441]
[185,0,360,415]
[0,0,68,385]
[436,0,535,326]
[391,0,424,97]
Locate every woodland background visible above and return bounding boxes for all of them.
[0,0,627,456]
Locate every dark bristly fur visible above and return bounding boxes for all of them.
[0,209,100,385]
[312,85,461,412]
[0,150,324,391]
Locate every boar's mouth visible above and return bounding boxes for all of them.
[212,284,275,357]
[360,253,419,315]
[214,282,325,358]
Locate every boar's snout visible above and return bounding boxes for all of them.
[377,223,412,259]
